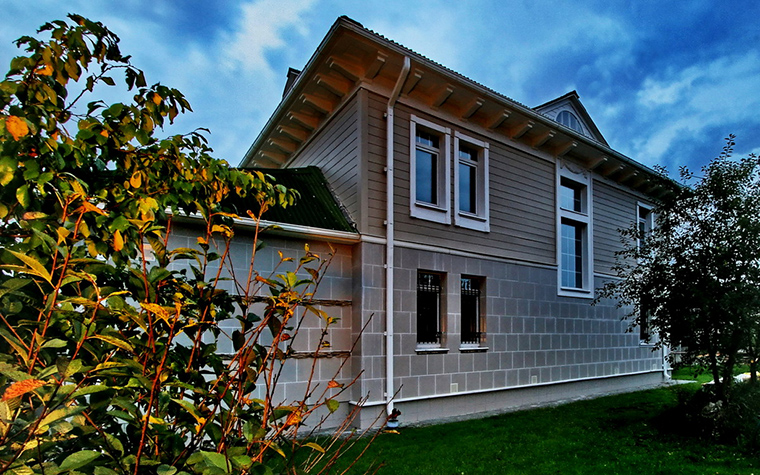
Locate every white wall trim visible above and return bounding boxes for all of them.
[349,369,665,407]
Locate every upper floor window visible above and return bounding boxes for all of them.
[556,110,582,133]
[557,163,593,297]
[410,115,451,224]
[637,203,653,251]
[454,132,490,232]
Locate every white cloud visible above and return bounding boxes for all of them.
[223,0,316,77]
[632,51,760,162]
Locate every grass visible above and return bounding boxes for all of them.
[325,384,760,474]
[671,364,752,384]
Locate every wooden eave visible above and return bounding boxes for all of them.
[240,16,675,200]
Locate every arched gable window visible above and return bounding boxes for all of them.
[556,110,582,133]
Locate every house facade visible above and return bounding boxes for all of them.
[233,16,672,428]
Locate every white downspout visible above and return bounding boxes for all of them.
[385,56,410,416]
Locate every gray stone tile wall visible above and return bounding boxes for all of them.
[387,246,663,403]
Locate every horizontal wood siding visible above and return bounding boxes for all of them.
[593,180,638,275]
[366,92,388,236]
[290,97,360,225]
[366,94,556,265]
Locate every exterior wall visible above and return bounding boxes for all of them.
[389,246,663,404]
[166,222,356,428]
[365,90,557,266]
[288,95,361,226]
[593,179,655,276]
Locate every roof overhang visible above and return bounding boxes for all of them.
[240,16,676,199]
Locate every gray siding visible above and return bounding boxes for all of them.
[364,92,556,266]
[593,180,640,275]
[289,96,360,225]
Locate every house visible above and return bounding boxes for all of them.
[225,16,673,428]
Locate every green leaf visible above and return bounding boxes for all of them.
[90,334,134,352]
[4,250,53,285]
[59,449,100,471]
[104,431,124,455]
[94,467,119,475]
[0,156,17,186]
[16,184,30,208]
[156,466,177,475]
[326,398,339,413]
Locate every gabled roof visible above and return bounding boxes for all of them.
[534,91,608,146]
[227,167,356,233]
[240,16,677,200]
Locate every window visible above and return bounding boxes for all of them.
[410,115,450,224]
[460,276,485,348]
[637,203,655,343]
[637,203,653,251]
[556,164,593,297]
[454,132,490,232]
[556,110,582,133]
[417,271,444,348]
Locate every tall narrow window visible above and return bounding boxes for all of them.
[557,164,593,297]
[415,130,439,204]
[410,115,450,224]
[561,221,584,288]
[417,272,443,346]
[637,204,652,251]
[460,277,484,347]
[454,132,490,232]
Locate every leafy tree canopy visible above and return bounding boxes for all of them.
[597,136,760,400]
[0,14,357,475]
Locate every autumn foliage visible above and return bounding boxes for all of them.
[0,15,365,475]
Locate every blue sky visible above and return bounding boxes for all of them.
[2,0,759,174]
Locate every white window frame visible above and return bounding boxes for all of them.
[410,115,451,224]
[454,132,490,232]
[459,275,486,350]
[416,270,445,350]
[637,201,656,345]
[636,202,654,253]
[556,162,594,298]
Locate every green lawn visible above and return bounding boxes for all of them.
[325,384,760,474]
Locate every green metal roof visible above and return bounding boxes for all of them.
[230,166,356,233]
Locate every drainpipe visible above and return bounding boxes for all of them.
[385,56,410,416]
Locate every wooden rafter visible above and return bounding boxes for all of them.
[366,51,388,79]
[432,85,455,108]
[287,111,319,131]
[327,56,362,81]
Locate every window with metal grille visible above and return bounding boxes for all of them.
[417,272,442,345]
[460,277,482,345]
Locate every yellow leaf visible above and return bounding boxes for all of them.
[113,230,124,252]
[36,64,54,76]
[141,302,171,323]
[152,93,162,105]
[2,379,46,401]
[130,172,142,188]
[82,201,107,215]
[6,116,29,141]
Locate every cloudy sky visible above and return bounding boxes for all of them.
[2,0,759,175]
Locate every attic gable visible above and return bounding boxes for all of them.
[534,91,608,146]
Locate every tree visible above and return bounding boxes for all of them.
[0,15,368,474]
[597,136,760,401]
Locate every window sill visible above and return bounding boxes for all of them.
[459,346,488,353]
[415,347,449,354]
[558,287,593,299]
[455,212,490,232]
[411,202,450,225]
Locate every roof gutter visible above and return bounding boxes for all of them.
[385,56,411,418]
[170,214,360,244]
